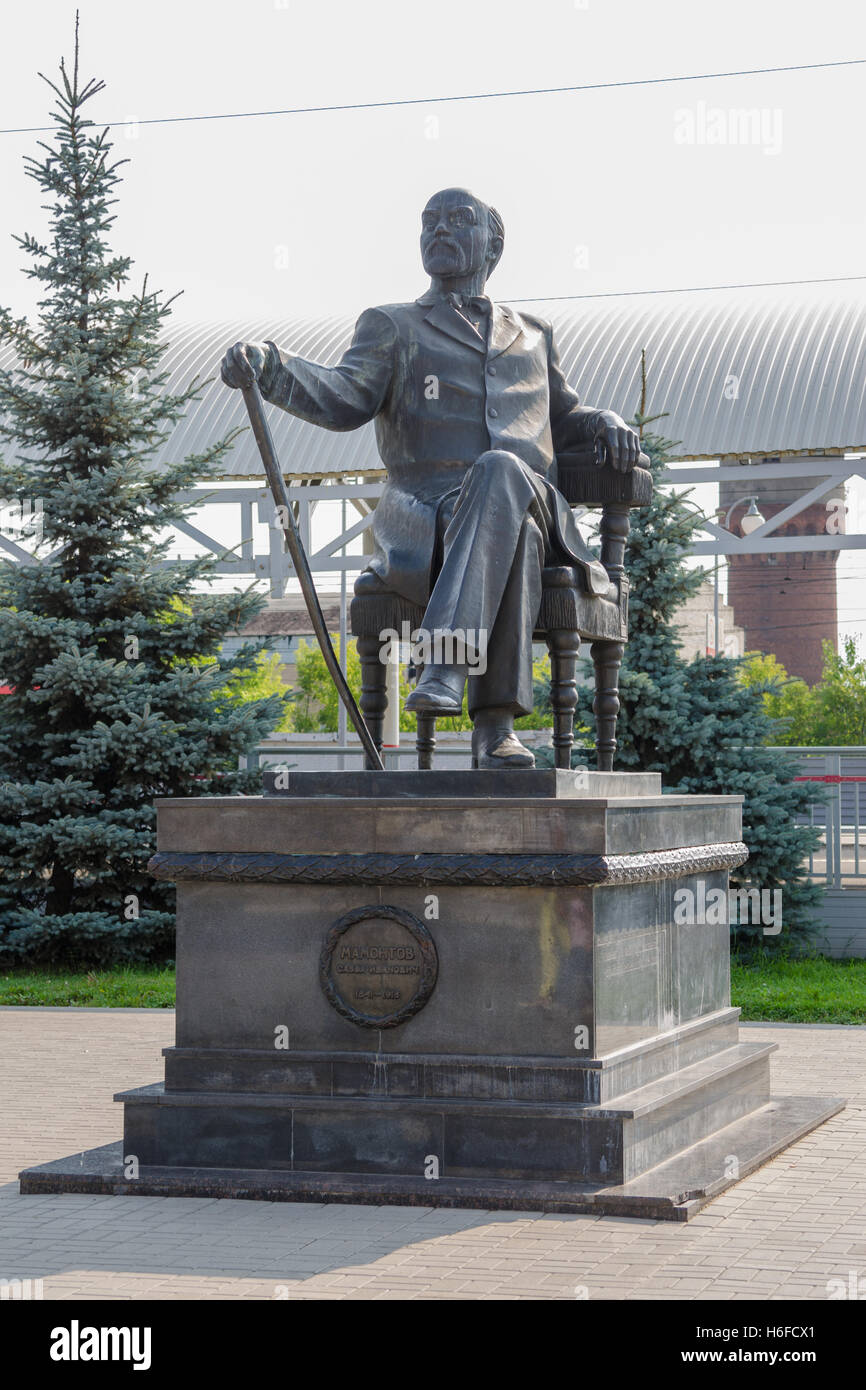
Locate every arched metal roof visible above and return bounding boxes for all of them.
[5,287,866,477]
[548,285,866,465]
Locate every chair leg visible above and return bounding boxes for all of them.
[412,663,436,769]
[547,628,580,770]
[356,635,386,770]
[416,714,436,770]
[591,640,624,772]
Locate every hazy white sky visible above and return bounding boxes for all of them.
[1,0,864,322]
[2,0,865,653]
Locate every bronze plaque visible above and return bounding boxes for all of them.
[319,904,438,1028]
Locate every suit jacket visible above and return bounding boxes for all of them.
[259,292,610,606]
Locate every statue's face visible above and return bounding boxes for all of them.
[420,189,491,280]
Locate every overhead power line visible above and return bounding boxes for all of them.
[512,275,866,303]
[1,56,864,135]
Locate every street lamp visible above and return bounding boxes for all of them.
[713,495,766,656]
[738,497,766,535]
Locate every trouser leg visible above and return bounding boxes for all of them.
[466,512,545,716]
[420,450,551,715]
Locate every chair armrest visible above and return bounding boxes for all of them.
[555,448,652,581]
[556,448,653,508]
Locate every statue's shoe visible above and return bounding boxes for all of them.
[471,728,536,769]
[405,675,463,715]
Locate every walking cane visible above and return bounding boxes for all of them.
[240,380,386,772]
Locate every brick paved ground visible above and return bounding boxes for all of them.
[1,1008,864,1300]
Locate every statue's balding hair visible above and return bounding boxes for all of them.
[485,203,505,276]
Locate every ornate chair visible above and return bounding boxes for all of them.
[350,448,652,771]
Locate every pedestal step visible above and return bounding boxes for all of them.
[602,1041,774,1180]
[120,1040,775,1186]
[19,1094,845,1221]
[262,768,664,800]
[162,1008,743,1106]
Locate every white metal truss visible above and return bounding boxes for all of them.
[666,456,866,556]
[2,457,864,595]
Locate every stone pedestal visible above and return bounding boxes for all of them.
[20,771,842,1219]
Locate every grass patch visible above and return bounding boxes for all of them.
[732,954,866,1024]
[0,966,176,1008]
[1,956,864,1023]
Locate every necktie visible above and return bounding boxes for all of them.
[447,293,489,340]
[448,293,489,314]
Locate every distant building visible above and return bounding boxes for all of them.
[220,595,344,686]
[676,580,745,660]
[721,471,841,684]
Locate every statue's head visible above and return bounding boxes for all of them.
[420,188,504,285]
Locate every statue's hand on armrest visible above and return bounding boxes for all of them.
[220,341,272,390]
[592,410,641,473]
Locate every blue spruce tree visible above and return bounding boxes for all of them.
[0,29,286,963]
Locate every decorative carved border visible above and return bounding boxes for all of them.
[319,904,439,1030]
[149,842,749,888]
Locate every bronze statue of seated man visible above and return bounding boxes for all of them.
[221,187,640,768]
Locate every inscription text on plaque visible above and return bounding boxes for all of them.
[319,904,438,1028]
